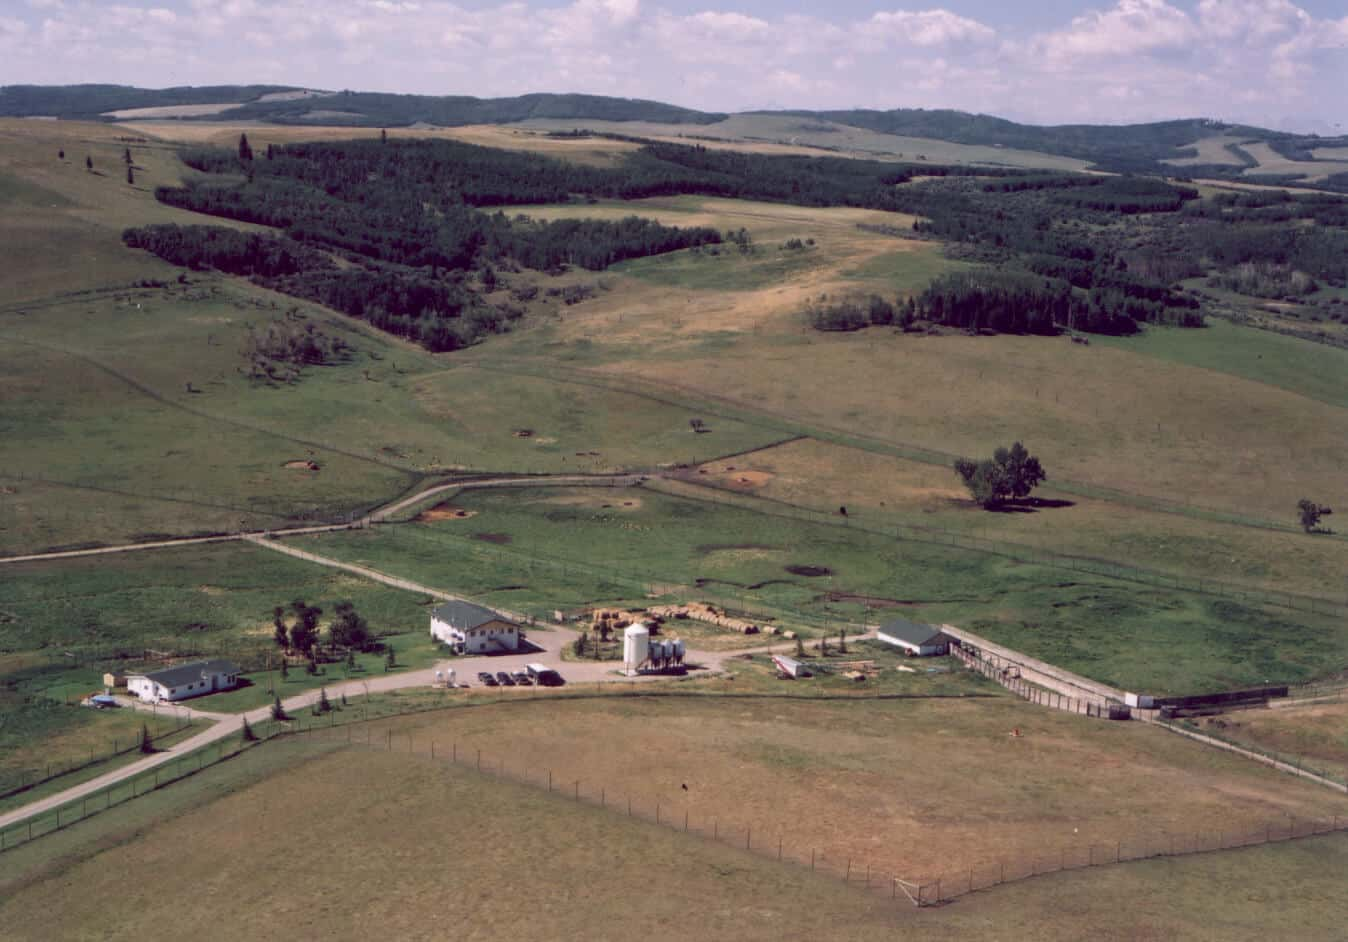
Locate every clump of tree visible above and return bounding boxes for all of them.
[805,293,906,332]
[1297,499,1333,533]
[1212,262,1318,299]
[328,600,373,651]
[242,314,351,383]
[954,442,1046,509]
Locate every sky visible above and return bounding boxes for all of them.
[2,0,1346,130]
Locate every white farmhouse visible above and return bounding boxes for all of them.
[877,617,952,656]
[126,659,242,703]
[430,601,520,655]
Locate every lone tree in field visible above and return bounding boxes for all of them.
[271,694,288,721]
[240,716,258,742]
[238,132,254,161]
[317,687,331,713]
[85,155,93,171]
[954,442,1046,509]
[1297,499,1333,533]
[139,723,153,754]
[384,644,397,671]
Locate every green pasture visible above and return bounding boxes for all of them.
[287,486,1347,694]
[1094,318,1348,410]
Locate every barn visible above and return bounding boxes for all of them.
[430,600,521,654]
[126,659,242,703]
[877,617,951,656]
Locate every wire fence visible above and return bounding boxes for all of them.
[0,716,194,802]
[5,692,1346,911]
[905,815,1348,906]
[949,643,1127,719]
[1149,716,1347,791]
[317,721,1348,909]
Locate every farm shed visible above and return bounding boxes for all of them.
[126,659,241,703]
[430,600,521,654]
[877,617,951,656]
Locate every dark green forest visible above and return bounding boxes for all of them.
[124,134,1348,350]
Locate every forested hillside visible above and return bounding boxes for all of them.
[126,134,1348,350]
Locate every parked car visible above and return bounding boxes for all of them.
[479,671,498,687]
[496,671,515,686]
[513,671,532,685]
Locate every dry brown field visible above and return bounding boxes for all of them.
[353,696,1345,880]
[1194,701,1348,781]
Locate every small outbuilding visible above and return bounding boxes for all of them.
[877,617,951,657]
[127,659,242,703]
[430,600,521,654]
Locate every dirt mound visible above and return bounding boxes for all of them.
[474,532,512,544]
[283,459,321,471]
[785,564,832,577]
[416,504,477,522]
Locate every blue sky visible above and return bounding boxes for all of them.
[2,1,1345,130]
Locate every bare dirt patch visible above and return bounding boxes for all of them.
[532,493,644,512]
[415,503,477,522]
[283,460,320,472]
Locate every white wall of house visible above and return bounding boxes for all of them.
[432,617,519,654]
[127,668,239,702]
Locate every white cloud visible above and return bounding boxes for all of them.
[1039,0,1194,61]
[861,10,995,47]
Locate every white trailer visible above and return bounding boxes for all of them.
[772,655,810,679]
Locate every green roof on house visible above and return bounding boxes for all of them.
[877,617,948,648]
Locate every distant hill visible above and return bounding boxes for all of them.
[6,84,1348,185]
[0,85,725,127]
[0,84,302,120]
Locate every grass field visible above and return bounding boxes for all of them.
[1192,701,1348,782]
[287,486,1348,694]
[4,723,1347,941]
[575,326,1347,526]
[676,437,1346,602]
[0,695,189,798]
[0,540,440,730]
[1237,141,1348,182]
[1161,134,1251,167]
[517,114,1094,171]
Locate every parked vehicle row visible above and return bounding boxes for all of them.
[474,668,543,687]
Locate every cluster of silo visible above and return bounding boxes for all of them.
[623,623,686,676]
[647,637,685,671]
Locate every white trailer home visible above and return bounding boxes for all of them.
[876,617,952,656]
[430,600,520,655]
[126,659,242,703]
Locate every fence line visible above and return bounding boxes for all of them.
[1145,716,1347,794]
[0,717,194,801]
[5,697,1345,910]
[302,719,1348,910]
[949,643,1127,719]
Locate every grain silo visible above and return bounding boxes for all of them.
[624,623,651,676]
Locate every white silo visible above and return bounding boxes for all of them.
[672,638,686,664]
[445,667,456,687]
[624,623,651,676]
